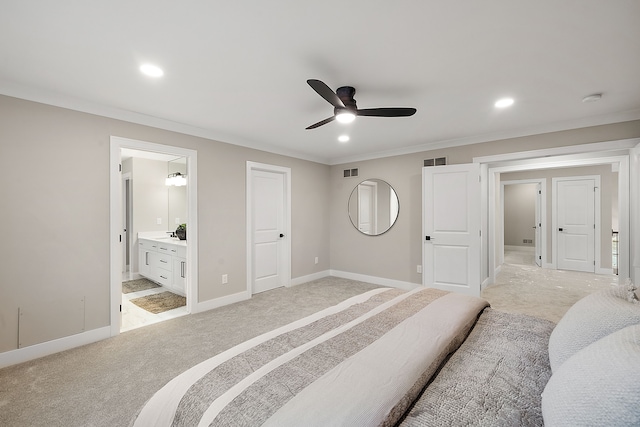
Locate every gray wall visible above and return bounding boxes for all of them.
[503,183,537,247]
[0,95,331,353]
[1,93,639,355]
[330,121,640,284]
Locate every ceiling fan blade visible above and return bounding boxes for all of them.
[307,79,345,108]
[305,116,335,130]
[356,107,417,117]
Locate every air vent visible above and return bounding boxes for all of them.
[344,168,358,177]
[351,168,358,177]
[424,157,447,167]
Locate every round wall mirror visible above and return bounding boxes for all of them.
[348,179,399,235]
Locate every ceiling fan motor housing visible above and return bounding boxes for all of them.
[336,86,357,111]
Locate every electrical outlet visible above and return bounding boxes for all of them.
[417,265,422,274]
[314,257,319,265]
[222,274,228,284]
[157,217,162,225]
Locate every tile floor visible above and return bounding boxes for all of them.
[120,273,187,332]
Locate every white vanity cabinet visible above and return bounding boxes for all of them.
[138,238,186,295]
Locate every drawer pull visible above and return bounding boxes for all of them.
[160,275,168,280]
[160,259,168,264]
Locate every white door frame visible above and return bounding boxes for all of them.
[121,172,132,276]
[479,138,638,286]
[246,161,291,294]
[500,179,546,267]
[109,136,198,337]
[552,175,601,273]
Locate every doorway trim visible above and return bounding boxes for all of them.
[478,137,638,287]
[500,179,547,268]
[109,136,198,337]
[246,161,291,295]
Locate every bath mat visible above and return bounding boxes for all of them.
[122,278,161,294]
[130,291,186,314]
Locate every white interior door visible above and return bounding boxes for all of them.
[357,181,377,234]
[535,183,542,267]
[423,163,481,296]
[250,166,290,294]
[557,178,595,272]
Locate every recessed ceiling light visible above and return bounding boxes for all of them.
[140,63,164,78]
[582,93,602,103]
[338,135,350,143]
[494,98,514,108]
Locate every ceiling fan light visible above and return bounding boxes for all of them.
[336,111,356,124]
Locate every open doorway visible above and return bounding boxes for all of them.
[109,137,198,337]
[501,180,544,268]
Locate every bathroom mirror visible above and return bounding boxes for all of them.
[348,179,399,235]
[168,157,187,228]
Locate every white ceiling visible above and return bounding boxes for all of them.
[1,1,639,165]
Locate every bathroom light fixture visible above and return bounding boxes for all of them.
[166,172,187,186]
[140,63,164,77]
[494,97,514,108]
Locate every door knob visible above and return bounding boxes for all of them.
[558,228,563,232]
[279,233,285,238]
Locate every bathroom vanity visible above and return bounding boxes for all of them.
[138,237,186,295]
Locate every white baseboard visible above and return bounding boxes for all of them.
[193,290,251,314]
[504,245,535,252]
[290,270,331,287]
[330,270,420,291]
[596,267,614,276]
[0,326,111,369]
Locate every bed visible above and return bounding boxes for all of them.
[132,282,640,426]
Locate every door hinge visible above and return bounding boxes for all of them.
[119,163,122,172]
[119,234,122,242]
[594,260,596,265]
[479,230,481,237]
[478,175,481,182]
[538,190,541,194]
[119,304,122,312]
[539,256,542,260]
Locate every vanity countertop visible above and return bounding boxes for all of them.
[138,234,187,246]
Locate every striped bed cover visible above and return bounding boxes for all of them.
[132,287,489,427]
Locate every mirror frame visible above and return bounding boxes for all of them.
[348,178,399,236]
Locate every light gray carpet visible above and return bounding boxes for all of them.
[0,266,619,426]
[0,277,380,427]
[482,250,619,323]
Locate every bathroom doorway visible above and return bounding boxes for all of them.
[109,137,198,337]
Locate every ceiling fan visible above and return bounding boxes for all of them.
[305,79,417,130]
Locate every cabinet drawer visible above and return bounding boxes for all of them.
[139,239,158,251]
[155,270,172,287]
[175,245,187,258]
[155,253,172,270]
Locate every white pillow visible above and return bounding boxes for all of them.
[542,324,640,426]
[548,283,640,372]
